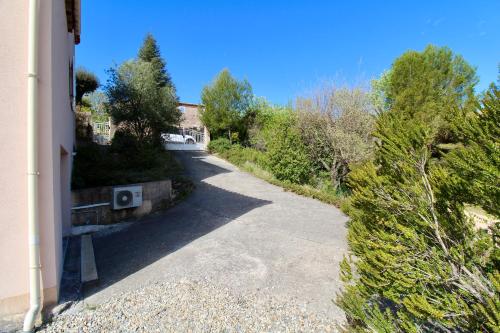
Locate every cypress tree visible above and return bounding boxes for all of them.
[338,47,499,332]
[136,33,179,145]
[138,33,175,89]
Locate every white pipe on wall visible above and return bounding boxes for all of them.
[23,0,42,331]
[71,202,111,210]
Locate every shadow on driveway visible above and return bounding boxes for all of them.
[84,152,272,299]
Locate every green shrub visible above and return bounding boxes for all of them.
[111,128,140,153]
[75,111,93,142]
[444,84,500,216]
[72,141,182,189]
[207,104,350,206]
[208,133,347,207]
[265,111,311,184]
[222,145,268,168]
[207,137,232,154]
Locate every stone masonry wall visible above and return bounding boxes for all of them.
[71,180,172,226]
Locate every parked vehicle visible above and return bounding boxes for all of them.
[162,133,196,144]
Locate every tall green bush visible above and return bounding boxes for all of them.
[338,47,498,332]
[207,138,232,154]
[265,110,311,184]
[444,84,500,216]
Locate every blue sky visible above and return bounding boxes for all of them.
[77,0,500,105]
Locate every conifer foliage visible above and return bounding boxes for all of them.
[138,33,175,89]
[106,34,180,145]
[338,47,499,332]
[445,84,500,216]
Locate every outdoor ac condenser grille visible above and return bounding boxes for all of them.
[112,185,143,210]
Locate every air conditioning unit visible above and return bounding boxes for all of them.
[112,185,143,210]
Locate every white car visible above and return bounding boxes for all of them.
[162,133,196,144]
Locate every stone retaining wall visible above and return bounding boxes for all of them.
[72,180,172,226]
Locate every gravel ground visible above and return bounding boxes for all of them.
[39,279,341,333]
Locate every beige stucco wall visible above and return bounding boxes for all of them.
[0,0,75,316]
[180,105,203,129]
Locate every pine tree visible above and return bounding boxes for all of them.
[338,47,499,332]
[373,45,478,144]
[138,33,174,89]
[135,33,179,145]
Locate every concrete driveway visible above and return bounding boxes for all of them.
[84,152,349,323]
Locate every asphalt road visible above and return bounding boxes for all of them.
[84,151,349,322]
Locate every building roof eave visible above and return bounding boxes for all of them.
[65,0,81,44]
[178,102,204,108]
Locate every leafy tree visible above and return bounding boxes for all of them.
[76,67,99,105]
[106,60,180,144]
[138,33,174,89]
[338,48,498,332]
[373,45,478,144]
[200,69,253,143]
[296,85,376,190]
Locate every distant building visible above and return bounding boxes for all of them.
[178,102,204,130]
[166,102,210,150]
